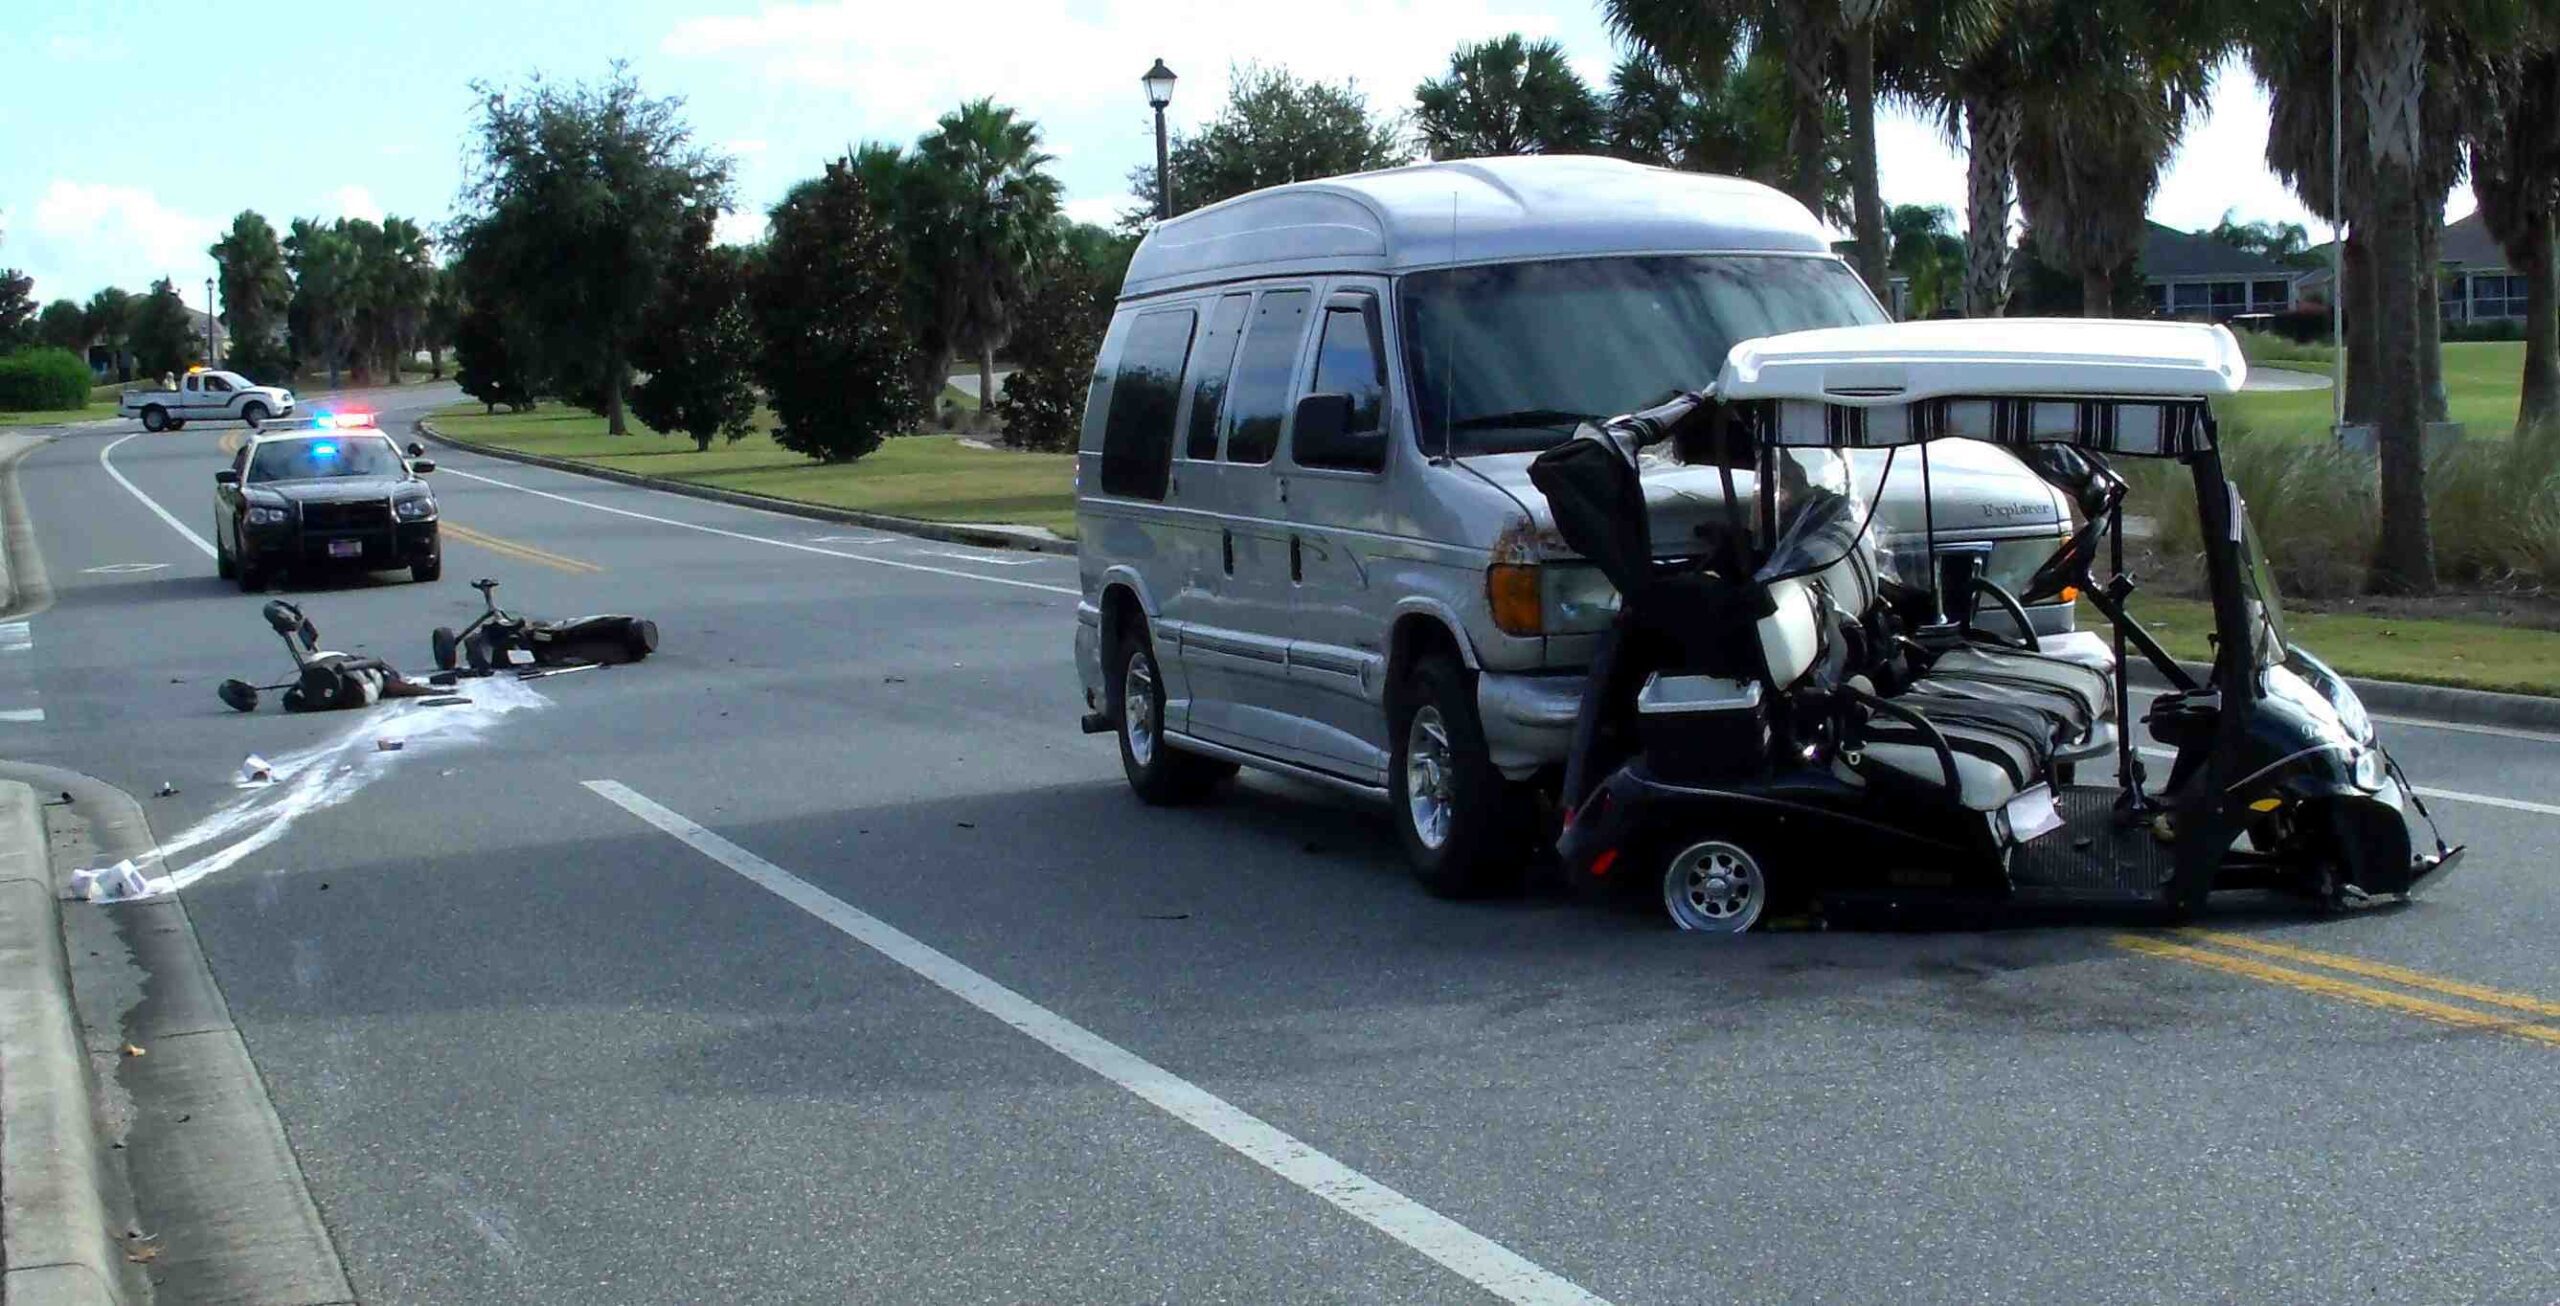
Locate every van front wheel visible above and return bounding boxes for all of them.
[1393,653,1527,897]
[1112,625,1232,805]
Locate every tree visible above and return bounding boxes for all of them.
[421,266,461,381]
[83,288,134,380]
[1888,204,1964,317]
[752,160,920,463]
[452,298,536,413]
[212,211,293,383]
[128,278,200,379]
[1415,34,1604,159]
[2206,210,2318,268]
[632,219,760,451]
[36,299,85,352]
[0,268,32,349]
[353,216,434,382]
[1881,0,2027,316]
[2466,41,2560,434]
[851,143,967,411]
[285,218,360,388]
[453,66,731,434]
[1604,47,1847,218]
[2011,2,2219,317]
[916,99,1063,411]
[997,220,1126,451]
[1127,64,1412,220]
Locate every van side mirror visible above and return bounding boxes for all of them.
[1292,393,1386,472]
[214,469,240,486]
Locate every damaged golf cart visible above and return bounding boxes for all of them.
[1533,320,2461,931]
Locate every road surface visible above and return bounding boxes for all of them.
[8,386,2558,1303]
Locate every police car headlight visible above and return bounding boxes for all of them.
[2351,747,2385,793]
[246,505,290,526]
[394,495,437,522]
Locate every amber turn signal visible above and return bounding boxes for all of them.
[1487,563,1542,636]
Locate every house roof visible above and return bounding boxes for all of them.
[1121,154,1834,299]
[2139,222,2300,281]
[2438,212,2508,269]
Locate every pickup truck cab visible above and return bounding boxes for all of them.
[122,369,296,432]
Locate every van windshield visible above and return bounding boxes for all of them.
[1401,254,1886,457]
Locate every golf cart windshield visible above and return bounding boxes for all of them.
[2238,499,2290,670]
[1402,255,1886,457]
[1753,448,1876,583]
[248,436,404,483]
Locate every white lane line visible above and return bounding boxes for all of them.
[0,621,28,652]
[0,708,43,723]
[582,780,1608,1306]
[436,466,1079,598]
[100,432,218,557]
[2132,745,2560,818]
[918,548,1048,567]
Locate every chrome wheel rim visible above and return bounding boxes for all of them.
[1664,841,1764,933]
[1122,648,1159,767]
[1404,706,1455,851]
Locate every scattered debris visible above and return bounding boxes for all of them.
[418,695,473,707]
[127,1245,160,1264]
[155,782,179,797]
[238,755,275,785]
[955,821,976,830]
[1140,912,1191,921]
[376,738,405,753]
[121,1043,146,1059]
[883,676,906,685]
[72,861,150,902]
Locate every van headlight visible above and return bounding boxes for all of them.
[1488,561,1617,637]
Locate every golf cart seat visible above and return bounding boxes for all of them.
[1851,702,2052,811]
[1901,643,2114,756]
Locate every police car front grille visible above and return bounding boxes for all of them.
[302,500,392,530]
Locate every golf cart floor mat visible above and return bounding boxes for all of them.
[2007,786,2179,903]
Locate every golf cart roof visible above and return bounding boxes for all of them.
[1716,319,2244,455]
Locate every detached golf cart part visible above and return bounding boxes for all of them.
[431,578,658,673]
[1537,319,2460,933]
[218,600,439,713]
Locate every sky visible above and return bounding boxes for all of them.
[2,0,2473,314]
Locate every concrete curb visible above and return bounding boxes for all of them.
[414,417,1079,556]
[2126,658,2560,734]
[0,780,125,1306]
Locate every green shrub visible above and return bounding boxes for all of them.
[0,348,95,412]
[2429,429,2560,587]
[2444,318,2525,343]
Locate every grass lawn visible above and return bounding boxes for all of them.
[2217,341,2524,441]
[0,400,121,427]
[430,403,1076,537]
[2093,594,2560,697]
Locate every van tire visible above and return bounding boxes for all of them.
[1111,624,1231,805]
[1392,652,1528,897]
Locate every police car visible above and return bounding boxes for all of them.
[212,412,442,591]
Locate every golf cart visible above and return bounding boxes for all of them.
[1533,320,2461,931]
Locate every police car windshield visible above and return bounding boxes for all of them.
[1402,254,1887,457]
[247,435,404,483]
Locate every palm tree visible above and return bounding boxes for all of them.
[1415,34,1605,159]
[1882,0,2020,316]
[2010,1,2219,317]
[1605,45,1845,214]
[210,211,290,369]
[285,219,360,390]
[915,99,1064,408]
[2467,42,2560,434]
[371,217,435,381]
[1887,203,1963,317]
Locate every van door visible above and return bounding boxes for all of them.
[1156,292,1251,736]
[1280,284,1397,780]
[1180,286,1319,761]
[1090,302,1203,724]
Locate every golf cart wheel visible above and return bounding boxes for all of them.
[217,680,261,713]
[1111,622,1230,805]
[431,627,461,671]
[625,619,658,661]
[1662,840,1768,934]
[463,631,494,672]
[1391,652,1527,898]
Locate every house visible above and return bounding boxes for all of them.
[2140,222,2304,320]
[2437,212,2532,325]
[79,308,227,381]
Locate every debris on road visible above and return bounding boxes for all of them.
[121,1042,145,1058]
[239,755,274,785]
[376,738,405,753]
[156,782,179,797]
[73,860,151,901]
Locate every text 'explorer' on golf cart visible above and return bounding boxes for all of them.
[1535,319,2458,931]
[1072,154,2088,894]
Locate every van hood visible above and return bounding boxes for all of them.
[1464,436,2063,560]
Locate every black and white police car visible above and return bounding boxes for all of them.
[212,413,442,591]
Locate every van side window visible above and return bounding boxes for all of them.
[1182,294,1253,460]
[1098,308,1197,501]
[1310,303,1385,437]
[1221,289,1311,466]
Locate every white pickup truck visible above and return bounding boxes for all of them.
[120,370,297,432]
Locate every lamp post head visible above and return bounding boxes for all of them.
[1142,59,1177,111]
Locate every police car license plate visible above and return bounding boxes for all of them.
[327,539,363,559]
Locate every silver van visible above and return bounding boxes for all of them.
[1073,155,2078,893]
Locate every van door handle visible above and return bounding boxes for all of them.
[1289,536,1303,583]
[1222,529,1234,576]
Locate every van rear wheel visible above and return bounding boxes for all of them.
[1112,624,1231,805]
[1392,653,1528,897]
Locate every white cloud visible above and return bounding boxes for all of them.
[327,185,385,223]
[1062,196,1129,229]
[713,210,769,246]
[26,181,219,297]
[723,137,770,157]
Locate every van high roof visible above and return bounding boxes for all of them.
[1120,154,1833,300]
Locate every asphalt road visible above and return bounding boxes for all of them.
[9,385,2560,1304]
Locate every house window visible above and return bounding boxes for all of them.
[2479,274,2531,321]
[2250,280,2290,311]
[2146,284,2168,312]
[2441,275,2469,323]
[2209,281,2246,315]
[2171,283,2212,315]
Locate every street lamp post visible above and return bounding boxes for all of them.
[1143,58,1177,221]
[205,275,218,367]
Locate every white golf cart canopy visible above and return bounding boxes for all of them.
[1716,319,2247,454]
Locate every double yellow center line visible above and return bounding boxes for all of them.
[2116,930,2560,1048]
[442,522,601,575]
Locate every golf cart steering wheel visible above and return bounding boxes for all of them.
[1965,578,2041,653]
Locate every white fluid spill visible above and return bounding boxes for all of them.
[142,678,550,896]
